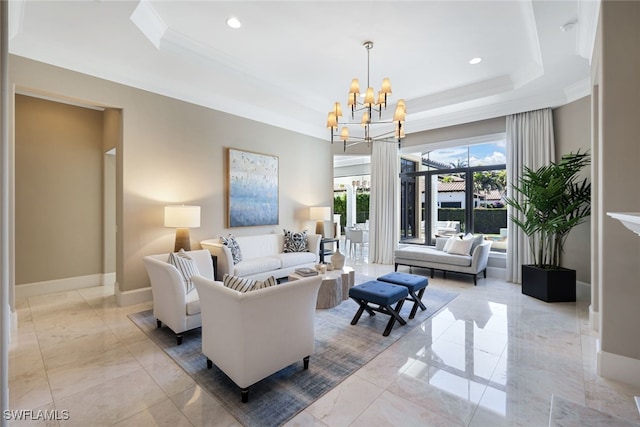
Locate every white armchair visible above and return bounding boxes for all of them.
[192,274,322,403]
[143,249,215,345]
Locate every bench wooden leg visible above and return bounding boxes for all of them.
[383,299,407,336]
[408,287,427,319]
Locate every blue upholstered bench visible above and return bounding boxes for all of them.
[348,280,408,336]
[377,272,428,319]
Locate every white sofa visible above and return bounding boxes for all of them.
[200,233,321,281]
[193,274,322,402]
[142,249,214,344]
[394,238,492,285]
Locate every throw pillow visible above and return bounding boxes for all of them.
[223,274,257,293]
[446,237,474,256]
[220,234,243,264]
[464,233,485,254]
[283,229,309,253]
[222,274,277,293]
[443,236,456,253]
[168,249,200,294]
[253,276,277,291]
[435,237,450,251]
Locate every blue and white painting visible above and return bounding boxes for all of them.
[228,149,279,227]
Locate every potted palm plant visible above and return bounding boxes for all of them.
[506,151,591,302]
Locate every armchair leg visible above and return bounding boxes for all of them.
[241,388,249,403]
[473,275,477,286]
[176,334,183,345]
[303,356,310,370]
[483,269,487,278]
[207,358,213,369]
[156,319,162,328]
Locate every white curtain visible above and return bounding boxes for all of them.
[369,141,399,264]
[506,108,555,283]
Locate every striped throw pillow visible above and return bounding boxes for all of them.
[222,274,277,293]
[168,249,199,294]
[253,276,277,291]
[223,274,257,293]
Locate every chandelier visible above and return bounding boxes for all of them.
[326,41,407,152]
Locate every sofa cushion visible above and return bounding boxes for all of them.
[185,288,201,315]
[167,249,199,294]
[273,252,317,268]
[233,257,282,277]
[220,234,243,264]
[395,246,472,267]
[283,229,309,253]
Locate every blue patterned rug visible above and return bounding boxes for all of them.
[129,279,457,427]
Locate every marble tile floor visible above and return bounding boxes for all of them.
[9,254,640,426]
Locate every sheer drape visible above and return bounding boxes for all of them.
[369,142,399,264]
[506,108,555,283]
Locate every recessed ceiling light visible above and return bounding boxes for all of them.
[469,57,482,65]
[226,17,241,29]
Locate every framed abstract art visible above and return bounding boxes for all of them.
[227,148,279,227]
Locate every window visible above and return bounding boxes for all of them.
[400,138,507,251]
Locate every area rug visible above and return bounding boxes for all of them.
[128,280,457,427]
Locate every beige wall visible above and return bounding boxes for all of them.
[10,55,331,294]
[595,1,640,370]
[552,96,591,283]
[15,94,104,284]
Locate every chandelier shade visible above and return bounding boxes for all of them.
[327,41,406,151]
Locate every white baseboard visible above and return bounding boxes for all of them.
[115,283,152,307]
[598,349,640,388]
[589,305,600,332]
[15,273,106,299]
[486,266,506,280]
[576,280,591,302]
[102,272,116,286]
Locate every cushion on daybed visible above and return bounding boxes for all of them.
[395,246,472,267]
[447,238,474,255]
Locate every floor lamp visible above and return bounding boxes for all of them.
[309,206,331,238]
[165,205,201,252]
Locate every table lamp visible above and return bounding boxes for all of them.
[165,205,201,252]
[309,206,331,237]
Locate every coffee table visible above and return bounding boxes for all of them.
[288,266,355,309]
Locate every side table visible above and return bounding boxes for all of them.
[319,238,340,264]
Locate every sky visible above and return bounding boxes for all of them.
[425,139,506,167]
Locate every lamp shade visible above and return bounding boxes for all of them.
[164,205,201,228]
[309,206,331,221]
